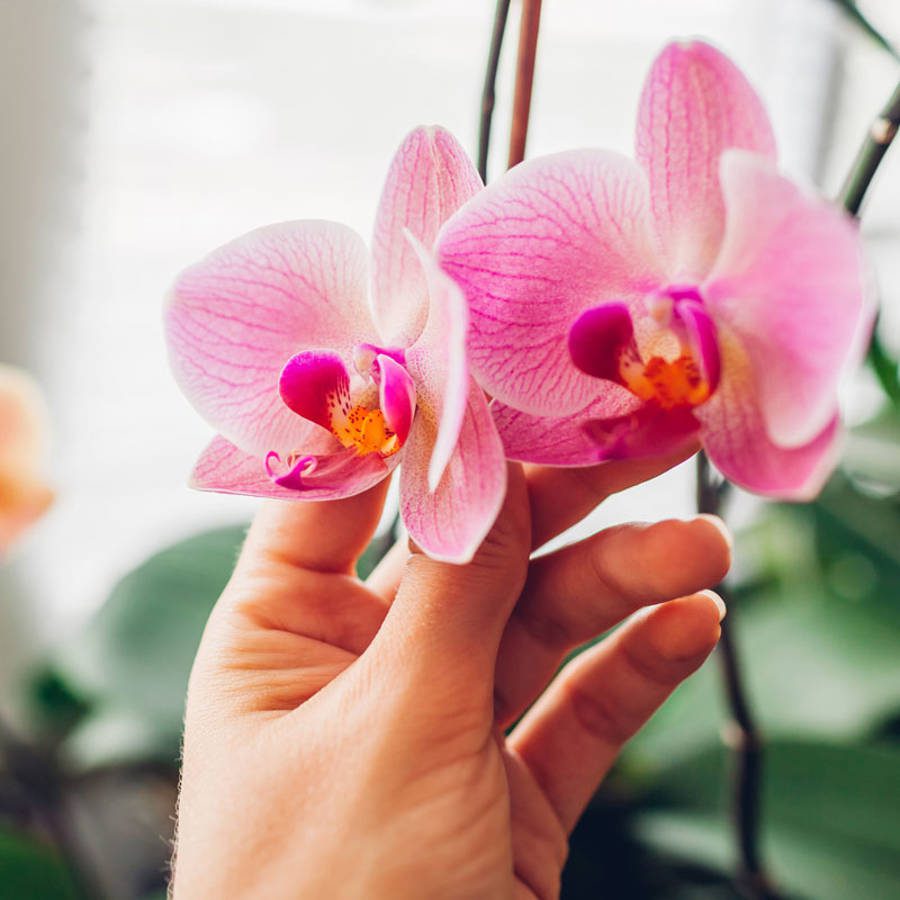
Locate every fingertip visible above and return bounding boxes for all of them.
[642,592,723,663]
[641,515,732,591]
[699,587,727,622]
[242,477,391,575]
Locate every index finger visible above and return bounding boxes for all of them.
[525,441,699,550]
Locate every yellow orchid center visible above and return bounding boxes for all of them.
[329,401,401,457]
[618,344,711,410]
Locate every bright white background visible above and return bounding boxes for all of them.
[1,0,898,683]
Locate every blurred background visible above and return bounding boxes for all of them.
[0,0,898,897]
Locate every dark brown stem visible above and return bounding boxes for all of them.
[696,453,779,900]
[507,0,543,169]
[477,0,513,182]
[839,78,900,216]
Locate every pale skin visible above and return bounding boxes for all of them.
[174,449,731,899]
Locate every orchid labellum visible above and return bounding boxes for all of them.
[438,41,869,499]
[165,127,505,563]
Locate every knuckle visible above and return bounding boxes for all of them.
[562,677,638,745]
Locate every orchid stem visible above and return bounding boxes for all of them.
[696,453,779,900]
[839,76,900,409]
[478,0,513,182]
[839,77,900,216]
[508,0,543,169]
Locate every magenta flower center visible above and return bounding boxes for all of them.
[568,285,720,410]
[277,345,415,461]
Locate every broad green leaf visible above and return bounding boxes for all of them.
[635,740,900,900]
[0,827,79,900]
[844,406,900,490]
[52,524,249,768]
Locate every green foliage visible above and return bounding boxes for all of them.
[636,741,900,900]
[0,828,79,900]
[39,524,249,769]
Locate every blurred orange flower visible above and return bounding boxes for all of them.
[0,365,53,554]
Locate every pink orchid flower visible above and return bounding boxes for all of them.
[165,127,505,563]
[0,364,53,554]
[437,41,869,499]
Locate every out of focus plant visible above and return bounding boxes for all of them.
[0,364,52,555]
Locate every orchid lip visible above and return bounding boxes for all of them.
[569,288,720,410]
[277,347,414,464]
[265,451,318,489]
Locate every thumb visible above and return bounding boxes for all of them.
[368,464,530,710]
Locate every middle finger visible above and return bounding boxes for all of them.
[492,514,730,725]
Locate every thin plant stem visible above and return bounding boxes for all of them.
[839,77,900,215]
[696,454,779,900]
[477,0,513,182]
[507,0,543,169]
[838,76,900,403]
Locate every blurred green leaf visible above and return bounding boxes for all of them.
[844,405,900,490]
[52,524,249,769]
[866,330,900,410]
[0,827,79,900]
[635,740,900,900]
[38,520,398,771]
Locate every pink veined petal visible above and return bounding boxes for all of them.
[404,232,469,491]
[695,324,840,500]
[375,354,416,446]
[371,126,483,346]
[437,149,662,417]
[400,382,506,564]
[636,40,776,281]
[492,387,642,466]
[704,151,867,448]
[584,403,700,461]
[279,350,350,432]
[191,434,393,501]
[165,220,376,458]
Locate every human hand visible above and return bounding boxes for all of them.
[174,453,730,899]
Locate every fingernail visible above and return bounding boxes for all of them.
[695,514,733,552]
[699,588,727,621]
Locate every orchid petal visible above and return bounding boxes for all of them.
[372,126,483,346]
[191,435,392,501]
[165,220,375,457]
[438,149,661,416]
[705,151,867,448]
[584,403,700,461]
[636,40,776,280]
[492,387,642,466]
[375,354,416,446]
[278,350,350,432]
[696,324,839,500]
[405,232,469,492]
[400,383,505,564]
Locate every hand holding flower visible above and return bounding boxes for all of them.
[173,458,730,899]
